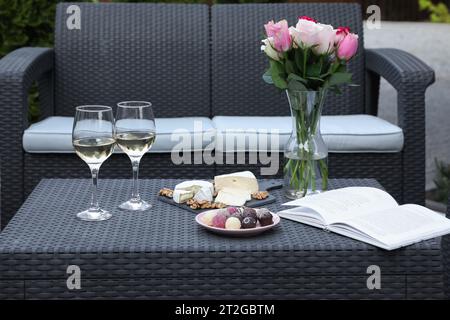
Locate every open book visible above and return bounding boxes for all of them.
[278,187,450,250]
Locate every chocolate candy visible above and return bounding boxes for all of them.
[257,208,273,226]
[241,216,257,229]
[231,212,244,222]
[242,207,257,220]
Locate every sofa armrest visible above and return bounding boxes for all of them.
[365,48,435,122]
[0,47,54,124]
[366,48,434,91]
[0,47,54,228]
[365,48,435,205]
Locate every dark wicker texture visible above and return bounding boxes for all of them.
[0,3,435,228]
[0,47,54,228]
[54,3,210,117]
[0,178,445,299]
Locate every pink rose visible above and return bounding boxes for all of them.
[335,26,350,45]
[264,20,291,52]
[313,23,336,55]
[291,18,322,48]
[337,32,359,60]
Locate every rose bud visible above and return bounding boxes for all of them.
[337,32,359,61]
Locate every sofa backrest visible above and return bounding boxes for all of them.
[54,3,210,117]
[211,3,365,116]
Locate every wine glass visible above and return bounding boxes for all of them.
[72,106,115,221]
[115,101,156,211]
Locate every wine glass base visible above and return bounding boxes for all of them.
[118,199,152,211]
[77,208,112,221]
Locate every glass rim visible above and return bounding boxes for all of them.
[75,105,113,112]
[117,101,152,108]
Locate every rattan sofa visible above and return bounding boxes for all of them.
[0,3,435,228]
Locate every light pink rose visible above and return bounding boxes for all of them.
[313,23,336,55]
[293,18,322,48]
[337,33,359,60]
[264,20,291,52]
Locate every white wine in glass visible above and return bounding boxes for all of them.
[115,132,156,158]
[72,106,115,221]
[115,101,156,211]
[73,137,116,164]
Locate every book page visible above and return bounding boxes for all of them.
[277,206,328,227]
[281,187,398,225]
[340,204,450,248]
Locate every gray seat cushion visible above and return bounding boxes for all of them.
[23,115,403,154]
[23,116,215,153]
[213,115,404,153]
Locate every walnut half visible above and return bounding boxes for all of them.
[159,188,173,198]
[251,191,269,200]
[186,199,226,210]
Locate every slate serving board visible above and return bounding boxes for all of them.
[157,180,283,214]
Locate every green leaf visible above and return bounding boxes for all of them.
[327,72,353,87]
[269,60,288,90]
[287,79,307,92]
[262,69,273,84]
[294,48,304,73]
[285,60,296,75]
[306,63,321,78]
[336,63,347,73]
[287,73,307,84]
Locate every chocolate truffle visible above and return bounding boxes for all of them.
[241,216,257,229]
[242,207,257,220]
[230,211,244,222]
[257,208,273,226]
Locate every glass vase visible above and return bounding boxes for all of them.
[284,89,328,199]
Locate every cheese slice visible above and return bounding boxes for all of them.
[175,180,214,195]
[220,187,251,201]
[193,186,213,202]
[214,171,259,194]
[214,190,248,206]
[173,189,194,203]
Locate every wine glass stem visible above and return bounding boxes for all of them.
[131,160,141,201]
[90,166,100,210]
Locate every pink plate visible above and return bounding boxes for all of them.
[195,209,280,237]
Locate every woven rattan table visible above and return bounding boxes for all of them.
[0,178,445,299]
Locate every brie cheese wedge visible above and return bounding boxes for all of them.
[193,186,213,202]
[173,189,194,204]
[214,171,259,194]
[214,190,248,206]
[175,180,214,195]
[220,187,251,201]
